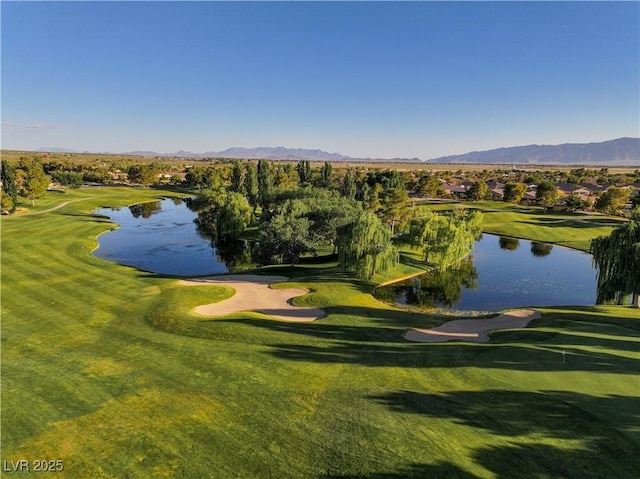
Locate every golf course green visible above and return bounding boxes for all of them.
[2,187,639,478]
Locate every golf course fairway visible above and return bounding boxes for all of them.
[2,188,639,478]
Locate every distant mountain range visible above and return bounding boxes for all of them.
[35,146,420,162]
[119,146,350,161]
[427,137,639,166]
[33,138,639,165]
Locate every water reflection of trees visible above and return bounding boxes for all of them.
[380,257,478,309]
[128,200,161,219]
[189,202,258,272]
[499,236,520,251]
[193,208,218,240]
[530,241,553,257]
[214,236,257,271]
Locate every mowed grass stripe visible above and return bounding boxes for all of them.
[3,188,640,478]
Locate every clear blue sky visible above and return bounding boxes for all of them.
[2,1,638,160]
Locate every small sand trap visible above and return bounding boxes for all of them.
[404,309,541,343]
[179,275,325,322]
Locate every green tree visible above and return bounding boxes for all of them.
[564,194,586,212]
[260,200,314,265]
[365,183,383,212]
[340,168,357,200]
[416,174,445,198]
[337,210,398,281]
[467,180,488,201]
[185,166,223,191]
[302,189,361,248]
[590,209,640,307]
[1,160,19,213]
[297,160,312,187]
[274,163,298,189]
[594,186,631,215]
[1,191,15,214]
[230,161,245,193]
[536,180,562,209]
[366,170,405,190]
[216,192,253,237]
[17,157,50,206]
[204,168,224,192]
[185,166,207,189]
[319,161,333,189]
[243,162,259,212]
[380,187,409,235]
[503,182,526,204]
[406,210,483,272]
[257,159,273,208]
[127,164,157,185]
[51,170,83,192]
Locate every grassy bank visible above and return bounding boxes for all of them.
[2,188,639,478]
[416,200,626,251]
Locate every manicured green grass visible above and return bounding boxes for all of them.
[419,201,626,251]
[2,188,639,478]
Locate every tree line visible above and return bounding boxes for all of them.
[4,155,635,303]
[185,159,483,281]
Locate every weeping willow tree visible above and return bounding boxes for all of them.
[590,209,640,307]
[406,209,483,272]
[337,211,399,281]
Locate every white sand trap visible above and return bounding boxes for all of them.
[179,275,325,322]
[405,309,541,343]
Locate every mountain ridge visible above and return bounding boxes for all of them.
[427,137,639,166]
[31,138,639,165]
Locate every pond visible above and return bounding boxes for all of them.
[95,199,598,311]
[93,198,254,276]
[376,234,597,313]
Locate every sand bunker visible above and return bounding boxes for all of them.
[404,309,541,343]
[179,275,325,322]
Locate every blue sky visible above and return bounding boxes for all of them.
[2,1,638,160]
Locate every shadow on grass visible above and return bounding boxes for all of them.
[61,212,115,223]
[538,306,640,333]
[207,307,639,374]
[190,301,639,374]
[364,389,640,479]
[524,216,624,229]
[328,463,477,479]
[397,252,429,270]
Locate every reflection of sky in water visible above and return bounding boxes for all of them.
[392,234,596,312]
[93,199,228,276]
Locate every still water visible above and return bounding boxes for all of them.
[377,234,597,313]
[93,198,230,276]
[94,199,597,311]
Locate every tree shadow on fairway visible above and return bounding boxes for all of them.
[532,216,625,229]
[368,390,640,479]
[538,306,640,333]
[219,305,640,374]
[286,272,375,295]
[242,328,639,374]
[327,462,478,479]
[61,212,114,222]
[473,441,639,479]
[396,251,429,271]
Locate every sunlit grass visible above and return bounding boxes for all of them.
[2,188,639,478]
[419,201,625,251]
